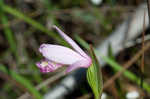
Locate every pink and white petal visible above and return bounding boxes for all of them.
[66,59,92,73]
[47,60,62,70]
[36,59,63,73]
[36,61,53,73]
[53,25,89,58]
[40,66,52,73]
[39,44,85,65]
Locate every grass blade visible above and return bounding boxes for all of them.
[0,64,43,99]
[1,4,68,46]
[0,1,19,61]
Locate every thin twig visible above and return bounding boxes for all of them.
[141,11,146,72]
[18,70,66,99]
[104,42,150,89]
[147,0,150,25]
[140,11,146,88]
[124,34,150,48]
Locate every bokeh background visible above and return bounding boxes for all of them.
[0,0,150,99]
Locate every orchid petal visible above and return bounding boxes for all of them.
[66,59,92,73]
[53,25,89,58]
[36,59,62,73]
[39,44,85,65]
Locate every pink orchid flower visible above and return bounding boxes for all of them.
[36,25,92,73]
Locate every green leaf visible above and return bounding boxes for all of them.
[87,46,103,99]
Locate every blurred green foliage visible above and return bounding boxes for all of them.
[0,0,148,98]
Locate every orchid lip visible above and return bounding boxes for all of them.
[36,59,63,73]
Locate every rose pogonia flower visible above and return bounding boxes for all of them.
[36,25,92,73]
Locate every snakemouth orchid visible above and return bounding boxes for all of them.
[36,25,92,73]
